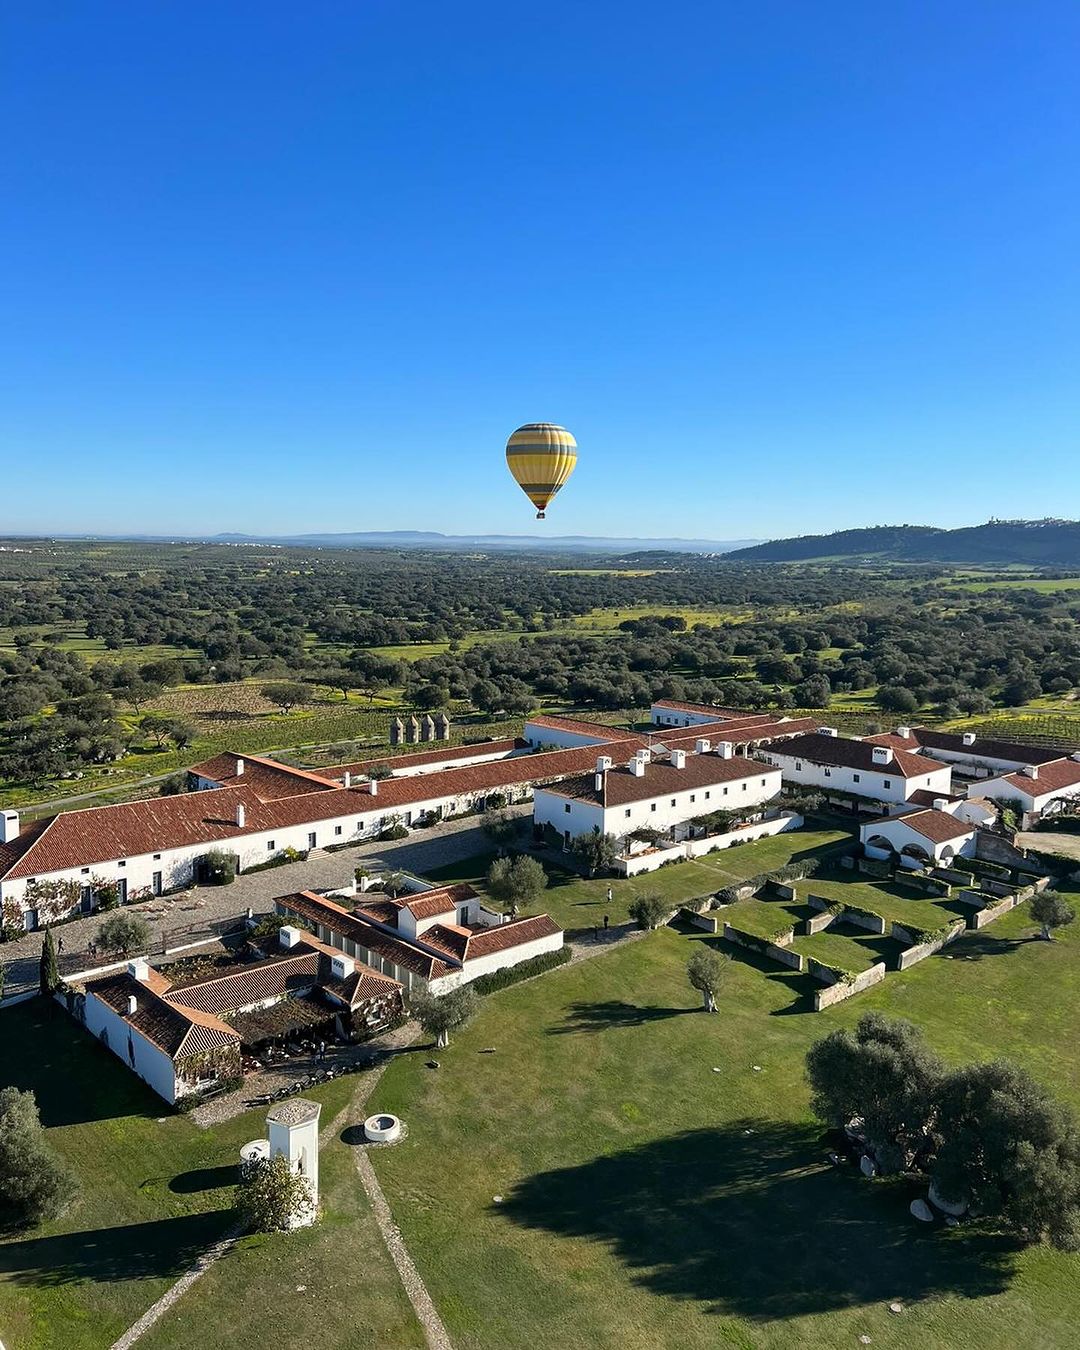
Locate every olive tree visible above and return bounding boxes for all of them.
[0,1087,77,1228]
[1030,889,1076,941]
[236,1153,312,1233]
[95,911,151,956]
[687,946,731,1012]
[627,893,670,931]
[410,986,479,1049]
[486,855,546,918]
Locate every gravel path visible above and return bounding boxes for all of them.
[1,810,526,995]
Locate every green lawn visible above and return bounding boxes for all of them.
[0,1003,419,1350]
[367,892,1080,1350]
[427,827,854,933]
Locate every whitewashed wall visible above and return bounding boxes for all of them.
[764,750,952,805]
[83,993,178,1103]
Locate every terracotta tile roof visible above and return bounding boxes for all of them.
[321,965,404,1009]
[866,728,1069,766]
[395,883,476,921]
[276,891,456,979]
[327,739,524,779]
[163,948,319,1016]
[189,752,339,798]
[652,700,767,720]
[464,913,562,957]
[884,808,974,844]
[907,788,962,808]
[657,716,822,750]
[997,758,1080,795]
[84,970,239,1059]
[0,816,52,879]
[765,733,949,780]
[540,750,779,807]
[526,714,646,743]
[355,898,401,924]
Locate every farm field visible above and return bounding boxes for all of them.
[0,1002,419,1350]
[367,890,1080,1350]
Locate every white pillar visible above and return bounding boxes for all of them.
[266,1098,322,1227]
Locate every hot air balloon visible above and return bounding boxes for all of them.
[505,423,578,519]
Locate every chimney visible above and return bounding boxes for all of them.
[278,925,303,949]
[128,957,149,981]
[235,802,246,828]
[932,797,950,812]
[0,810,18,843]
[127,994,138,1016]
[1022,764,1039,780]
[369,777,379,796]
[717,741,734,759]
[343,771,352,789]
[896,726,912,740]
[595,755,613,775]
[871,746,893,766]
[962,732,977,747]
[819,727,838,738]
[235,758,245,776]
[671,749,686,770]
[630,757,647,777]
[695,738,711,754]
[331,952,355,979]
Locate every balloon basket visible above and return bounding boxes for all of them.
[536,511,545,519]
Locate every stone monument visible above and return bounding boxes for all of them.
[266,1098,322,1227]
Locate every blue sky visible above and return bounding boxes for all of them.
[2,2,1078,540]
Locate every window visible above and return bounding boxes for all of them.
[153,853,161,861]
[81,866,90,875]
[118,860,126,868]
[670,798,676,807]
[26,876,36,885]
[761,779,766,786]
[853,773,860,783]
[690,794,696,803]
[742,783,748,790]
[651,803,657,812]
[825,768,832,777]
[334,825,343,836]
[723,787,729,796]
[796,761,803,771]
[267,840,276,851]
[705,791,711,800]
[624,808,631,818]
[883,779,891,789]
[564,803,571,814]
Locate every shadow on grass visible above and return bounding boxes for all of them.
[168,1165,238,1194]
[690,935,817,1014]
[949,932,1041,962]
[499,1121,1018,1321]
[547,1000,697,1035]
[0,1210,232,1287]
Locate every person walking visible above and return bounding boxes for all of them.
[603,914,610,932]
[606,886,613,906]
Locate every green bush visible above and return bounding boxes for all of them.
[379,824,409,841]
[202,849,237,885]
[469,947,571,994]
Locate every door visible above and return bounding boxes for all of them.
[152,871,163,896]
[307,832,317,850]
[117,878,128,905]
[80,885,92,914]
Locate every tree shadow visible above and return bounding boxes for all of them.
[949,932,1040,962]
[0,1210,233,1287]
[499,1121,1018,1322]
[168,1165,238,1194]
[547,1000,698,1035]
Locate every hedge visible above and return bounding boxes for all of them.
[468,946,571,995]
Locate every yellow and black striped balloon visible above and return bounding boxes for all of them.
[505,423,578,519]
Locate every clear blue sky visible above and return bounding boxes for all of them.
[3,2,1078,540]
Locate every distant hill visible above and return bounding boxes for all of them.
[724,520,1080,566]
[210,531,763,555]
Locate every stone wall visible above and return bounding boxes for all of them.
[892,919,965,971]
[812,962,886,1010]
[806,893,886,935]
[722,922,806,972]
[970,895,1020,929]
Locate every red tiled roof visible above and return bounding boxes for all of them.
[277,891,456,979]
[540,751,779,807]
[865,728,1069,766]
[765,733,949,780]
[526,714,640,742]
[462,913,562,958]
[163,948,319,1016]
[84,970,239,1059]
[997,759,1080,795]
[652,700,765,720]
[881,808,974,844]
[190,752,339,798]
[396,883,476,921]
[327,739,524,779]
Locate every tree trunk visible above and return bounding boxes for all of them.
[1042,924,1053,940]
[437,1029,449,1048]
[703,989,716,1013]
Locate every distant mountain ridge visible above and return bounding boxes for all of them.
[725,520,1080,566]
[209,530,762,554]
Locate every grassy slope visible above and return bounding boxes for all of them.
[369,895,1080,1350]
[0,1003,418,1350]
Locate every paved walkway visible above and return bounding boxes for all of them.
[1,810,526,995]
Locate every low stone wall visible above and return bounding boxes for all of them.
[892,919,965,970]
[803,910,835,935]
[933,865,971,886]
[615,812,803,877]
[770,881,799,901]
[806,894,886,935]
[813,962,886,1010]
[681,908,718,933]
[970,895,1020,929]
[722,922,806,972]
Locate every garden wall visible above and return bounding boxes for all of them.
[722,922,805,972]
[892,919,965,970]
[970,895,1020,929]
[806,894,887,935]
[681,908,718,933]
[812,962,886,1010]
[614,812,803,877]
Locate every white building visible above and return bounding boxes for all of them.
[974,756,1080,823]
[864,727,1071,779]
[277,883,564,995]
[860,808,977,866]
[762,731,953,806]
[532,745,782,846]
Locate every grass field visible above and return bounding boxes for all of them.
[0,1002,420,1350]
[427,826,855,933]
[367,889,1080,1350]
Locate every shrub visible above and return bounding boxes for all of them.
[235,1153,312,1232]
[0,1087,78,1228]
[469,947,571,995]
[379,824,409,842]
[95,911,151,956]
[628,893,671,930]
[202,849,237,885]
